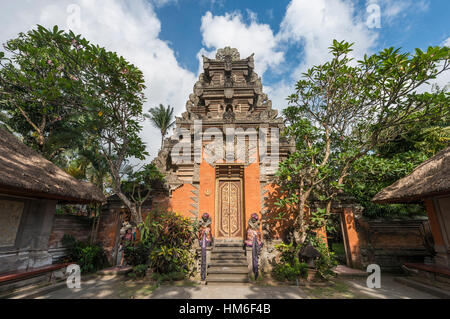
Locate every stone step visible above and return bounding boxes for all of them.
[208,266,248,274]
[212,247,245,253]
[211,255,246,261]
[209,261,248,267]
[211,255,247,261]
[214,239,243,246]
[207,273,249,283]
[214,245,245,249]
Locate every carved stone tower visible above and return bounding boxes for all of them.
[153,47,293,240]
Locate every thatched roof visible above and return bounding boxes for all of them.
[0,128,105,203]
[373,146,450,204]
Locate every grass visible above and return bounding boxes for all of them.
[303,281,356,299]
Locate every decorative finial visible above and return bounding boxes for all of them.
[216,47,240,61]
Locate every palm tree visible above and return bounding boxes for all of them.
[146,104,175,150]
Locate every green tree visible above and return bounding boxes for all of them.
[145,104,175,150]
[346,106,450,219]
[276,40,450,242]
[0,25,91,160]
[0,25,150,224]
[121,164,164,222]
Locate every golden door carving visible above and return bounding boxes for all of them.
[218,181,242,238]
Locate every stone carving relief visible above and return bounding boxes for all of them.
[215,47,241,61]
[0,200,24,247]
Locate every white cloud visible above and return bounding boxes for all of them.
[199,11,284,76]
[278,0,379,79]
[444,37,450,47]
[432,37,450,91]
[0,0,196,160]
[370,0,429,18]
[197,1,381,110]
[264,81,294,113]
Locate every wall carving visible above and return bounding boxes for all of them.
[0,200,24,248]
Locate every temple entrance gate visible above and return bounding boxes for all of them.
[217,180,243,238]
[215,165,245,239]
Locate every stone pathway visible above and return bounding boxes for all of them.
[26,273,439,299]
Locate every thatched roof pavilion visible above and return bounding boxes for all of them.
[373,146,450,271]
[373,146,450,204]
[0,128,105,204]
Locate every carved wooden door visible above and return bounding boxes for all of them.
[218,180,243,238]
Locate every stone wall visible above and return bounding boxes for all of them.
[356,218,432,273]
[47,215,93,263]
[0,195,56,274]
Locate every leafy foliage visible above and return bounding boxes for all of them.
[347,113,450,219]
[0,25,150,224]
[272,242,308,282]
[275,39,449,240]
[307,235,338,280]
[0,25,94,160]
[129,264,148,279]
[124,241,151,267]
[61,234,109,273]
[145,104,175,149]
[126,210,197,279]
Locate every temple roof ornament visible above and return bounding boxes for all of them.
[216,47,241,61]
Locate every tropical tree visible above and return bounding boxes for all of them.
[121,164,164,222]
[345,103,450,219]
[0,25,91,161]
[0,25,151,225]
[146,104,175,150]
[276,40,450,242]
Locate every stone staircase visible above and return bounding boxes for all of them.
[207,239,249,284]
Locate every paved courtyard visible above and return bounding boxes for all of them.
[24,274,438,299]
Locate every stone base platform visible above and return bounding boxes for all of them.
[97,266,132,276]
[333,265,367,278]
[395,263,450,299]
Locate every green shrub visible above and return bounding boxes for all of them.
[124,241,151,266]
[309,236,338,280]
[130,264,148,278]
[275,242,299,264]
[138,210,197,279]
[272,257,308,282]
[62,234,109,273]
[272,242,308,282]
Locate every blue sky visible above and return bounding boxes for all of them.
[1,0,449,159]
[154,0,449,85]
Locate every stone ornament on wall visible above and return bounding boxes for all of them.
[216,47,241,61]
[0,200,24,248]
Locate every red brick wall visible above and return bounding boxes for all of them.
[48,215,92,249]
[96,208,121,265]
[244,161,262,228]
[170,184,197,219]
[199,160,216,232]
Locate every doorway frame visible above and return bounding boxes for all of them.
[330,210,353,268]
[214,176,245,239]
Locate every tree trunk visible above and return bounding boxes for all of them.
[116,190,143,225]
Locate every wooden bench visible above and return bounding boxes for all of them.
[404,262,450,277]
[0,263,72,285]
